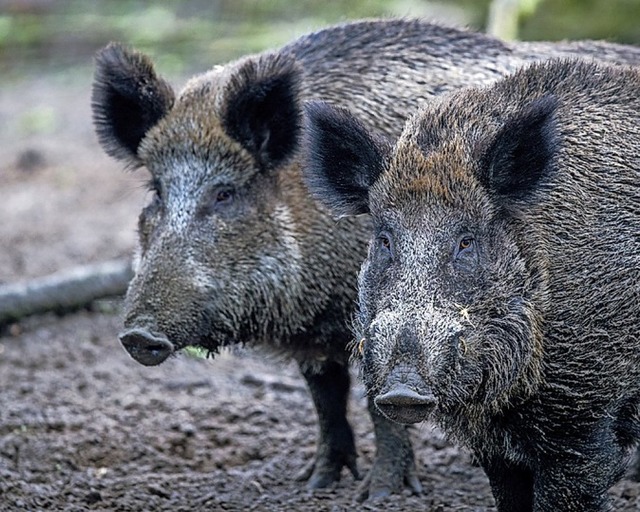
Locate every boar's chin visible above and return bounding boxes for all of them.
[181,317,274,355]
[177,327,240,356]
[184,337,228,356]
[375,401,434,425]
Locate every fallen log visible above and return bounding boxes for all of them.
[0,258,133,326]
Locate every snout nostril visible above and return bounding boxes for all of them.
[374,383,437,425]
[119,329,174,367]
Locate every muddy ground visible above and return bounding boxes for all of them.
[1,69,640,512]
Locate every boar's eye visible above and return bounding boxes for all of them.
[200,186,237,218]
[143,181,162,215]
[147,178,163,201]
[376,231,394,258]
[455,236,475,259]
[213,186,235,207]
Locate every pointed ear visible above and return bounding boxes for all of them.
[303,101,388,217]
[222,54,301,170]
[479,95,559,200]
[91,43,175,168]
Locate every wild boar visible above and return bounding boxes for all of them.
[303,58,640,511]
[91,17,640,500]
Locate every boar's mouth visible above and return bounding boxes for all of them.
[119,328,174,366]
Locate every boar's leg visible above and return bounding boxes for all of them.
[630,454,640,482]
[533,437,624,512]
[356,397,422,501]
[479,455,533,512]
[295,360,359,488]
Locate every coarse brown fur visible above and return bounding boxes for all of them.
[91,18,640,501]
[304,59,640,511]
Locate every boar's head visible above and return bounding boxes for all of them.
[304,97,557,424]
[92,43,310,365]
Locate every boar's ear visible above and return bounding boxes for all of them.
[480,95,558,200]
[303,101,388,217]
[222,54,301,170]
[92,43,175,168]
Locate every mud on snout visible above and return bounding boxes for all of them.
[117,258,232,367]
[358,312,450,425]
[354,307,477,424]
[118,307,228,367]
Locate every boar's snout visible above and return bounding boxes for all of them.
[374,385,436,424]
[119,328,174,366]
[374,365,436,425]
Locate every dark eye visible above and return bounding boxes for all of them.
[376,232,393,257]
[147,178,163,201]
[144,186,162,214]
[459,238,472,250]
[456,236,475,258]
[214,187,234,205]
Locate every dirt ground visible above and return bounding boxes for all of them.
[1,70,640,512]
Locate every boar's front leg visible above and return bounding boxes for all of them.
[296,359,359,488]
[479,454,534,512]
[533,437,623,512]
[356,398,422,501]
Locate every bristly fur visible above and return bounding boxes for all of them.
[91,17,640,503]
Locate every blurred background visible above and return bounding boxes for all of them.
[0,0,638,285]
[1,0,639,79]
